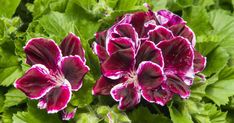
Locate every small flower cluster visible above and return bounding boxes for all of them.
[14,33,89,119]
[92,10,206,110]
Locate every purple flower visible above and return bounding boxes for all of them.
[62,108,77,120]
[92,10,206,110]
[14,33,89,113]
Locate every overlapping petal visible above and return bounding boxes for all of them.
[101,48,135,79]
[194,51,206,73]
[148,26,174,44]
[157,36,194,76]
[141,88,172,106]
[60,33,85,61]
[46,81,72,113]
[110,83,141,110]
[136,41,164,67]
[24,38,62,70]
[60,56,89,91]
[14,64,56,99]
[107,37,134,55]
[137,61,165,90]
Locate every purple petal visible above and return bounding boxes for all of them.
[14,64,56,99]
[137,61,165,90]
[129,11,156,37]
[38,96,47,109]
[136,41,164,67]
[163,75,190,98]
[95,30,107,47]
[101,48,135,79]
[62,108,77,120]
[60,33,85,61]
[24,38,62,70]
[107,37,134,55]
[157,36,194,77]
[169,25,196,47]
[148,26,174,44]
[156,10,186,27]
[92,42,109,63]
[110,83,141,110]
[92,76,127,95]
[194,51,206,73]
[60,56,89,91]
[141,88,172,106]
[46,81,72,113]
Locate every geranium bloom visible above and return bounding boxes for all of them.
[92,9,206,109]
[14,33,89,113]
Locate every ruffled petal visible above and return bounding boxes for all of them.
[14,64,56,99]
[95,30,107,47]
[156,10,186,27]
[169,25,196,47]
[92,76,127,95]
[163,75,190,98]
[157,36,194,76]
[148,26,174,44]
[110,83,141,110]
[101,48,135,79]
[136,41,164,67]
[194,51,206,73]
[46,81,72,113]
[129,11,156,37]
[60,33,85,61]
[107,37,134,55]
[60,56,89,91]
[137,61,165,90]
[24,38,62,70]
[141,88,172,106]
[92,42,109,63]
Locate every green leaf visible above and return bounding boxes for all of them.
[3,88,26,108]
[202,47,229,77]
[76,113,100,123]
[0,0,21,18]
[182,6,212,36]
[129,106,171,123]
[106,105,131,123]
[168,102,193,123]
[0,91,4,112]
[195,35,219,56]
[39,11,75,42]
[209,10,234,65]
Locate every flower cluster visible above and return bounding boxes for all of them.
[92,10,206,110]
[14,33,89,114]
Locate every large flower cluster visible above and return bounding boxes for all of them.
[92,10,206,110]
[14,33,89,114]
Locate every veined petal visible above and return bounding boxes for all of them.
[156,10,186,27]
[101,48,135,79]
[148,26,174,44]
[157,36,194,76]
[110,83,141,110]
[194,51,206,73]
[92,42,109,62]
[60,33,85,61]
[169,25,196,47]
[107,37,134,55]
[95,30,107,47]
[24,38,62,70]
[136,41,164,67]
[130,11,156,37]
[46,81,72,113]
[141,88,172,106]
[60,56,89,91]
[92,76,126,95]
[163,75,190,98]
[137,61,165,90]
[113,23,138,46]
[14,64,56,99]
